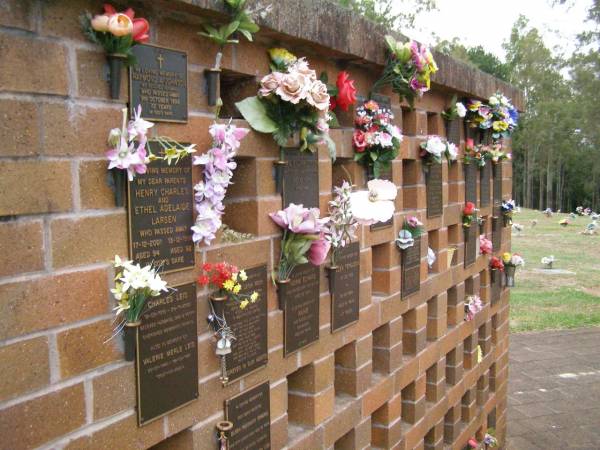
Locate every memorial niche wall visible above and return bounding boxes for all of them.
[0,1,520,450]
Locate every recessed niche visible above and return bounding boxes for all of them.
[218,69,257,119]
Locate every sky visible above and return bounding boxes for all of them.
[405,0,594,60]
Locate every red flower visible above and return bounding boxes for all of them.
[335,71,357,111]
[202,263,212,272]
[353,130,366,152]
[466,138,474,149]
[197,275,209,286]
[490,256,504,271]
[329,97,337,111]
[132,18,150,43]
[463,202,475,215]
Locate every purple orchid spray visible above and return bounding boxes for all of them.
[191,121,249,245]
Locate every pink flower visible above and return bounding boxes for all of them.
[269,203,328,234]
[480,235,492,255]
[308,233,330,266]
[407,215,422,228]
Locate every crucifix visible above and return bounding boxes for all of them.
[156,53,165,69]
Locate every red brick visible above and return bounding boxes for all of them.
[0,268,109,340]
[0,219,44,277]
[0,160,73,216]
[92,365,136,420]
[0,99,40,156]
[79,160,116,209]
[0,383,86,450]
[51,213,128,268]
[42,103,123,156]
[0,34,69,95]
[0,0,35,31]
[0,336,50,402]
[57,319,122,378]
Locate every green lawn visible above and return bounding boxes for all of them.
[509,208,600,332]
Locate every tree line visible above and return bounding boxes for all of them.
[338,0,600,212]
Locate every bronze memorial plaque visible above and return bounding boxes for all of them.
[491,269,503,305]
[225,382,271,450]
[330,242,360,332]
[480,161,491,207]
[493,163,503,217]
[465,163,477,205]
[370,166,394,230]
[128,142,194,273]
[402,237,421,298]
[464,225,477,268]
[492,217,502,253]
[224,265,268,382]
[446,119,461,146]
[136,283,198,425]
[426,163,443,218]
[283,263,320,356]
[283,149,319,208]
[130,44,188,123]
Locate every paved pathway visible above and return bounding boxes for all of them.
[507,327,600,450]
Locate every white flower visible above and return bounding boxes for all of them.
[456,102,467,118]
[541,255,555,265]
[427,247,436,268]
[446,142,458,161]
[389,125,403,141]
[511,254,525,267]
[489,95,499,106]
[350,179,397,225]
[424,136,446,157]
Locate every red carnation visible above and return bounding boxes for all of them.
[463,202,475,215]
[490,256,504,271]
[353,130,367,152]
[335,71,357,111]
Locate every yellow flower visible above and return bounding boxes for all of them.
[222,279,235,291]
[233,284,241,294]
[492,120,508,131]
[268,48,296,66]
[502,252,512,263]
[468,101,482,111]
[239,270,248,281]
[476,345,483,363]
[250,291,259,302]
[240,300,249,310]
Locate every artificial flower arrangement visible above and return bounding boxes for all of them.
[463,138,489,168]
[322,71,358,124]
[198,262,259,384]
[479,235,492,255]
[269,203,329,289]
[487,143,511,164]
[349,179,397,226]
[541,255,555,269]
[396,215,424,250]
[502,252,524,287]
[81,4,149,98]
[465,295,483,321]
[353,100,403,178]
[324,181,359,293]
[468,431,498,449]
[371,36,438,108]
[488,92,519,141]
[441,96,467,122]
[490,256,504,273]
[106,106,196,206]
[199,0,262,106]
[462,202,478,228]
[191,121,249,246]
[325,181,358,267]
[110,255,169,360]
[465,93,518,142]
[419,135,457,166]
[501,199,516,225]
[236,48,335,190]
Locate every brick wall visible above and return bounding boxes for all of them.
[0,1,515,449]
